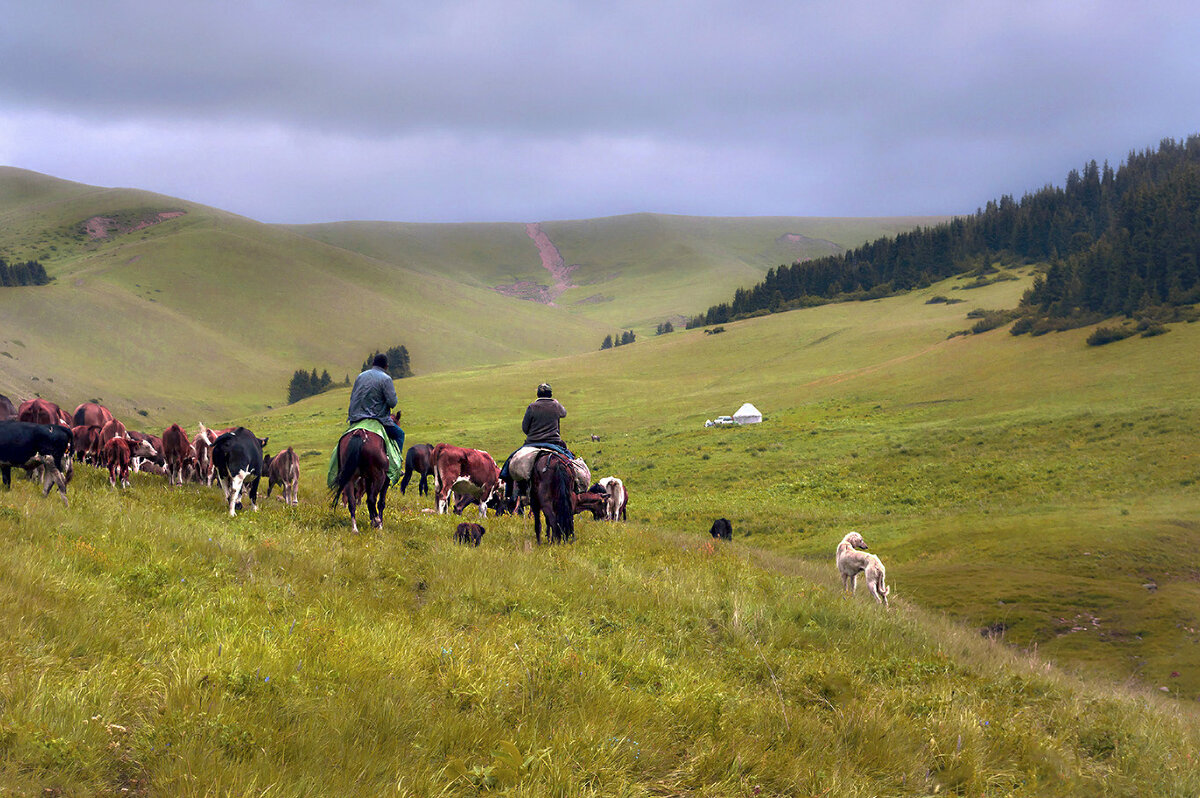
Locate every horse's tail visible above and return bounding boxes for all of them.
[552,457,575,541]
[330,434,364,508]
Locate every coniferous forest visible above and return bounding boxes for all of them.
[690,136,1200,330]
[0,258,51,287]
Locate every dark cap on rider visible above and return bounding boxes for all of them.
[536,383,552,398]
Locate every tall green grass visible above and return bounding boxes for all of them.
[1,464,1198,795]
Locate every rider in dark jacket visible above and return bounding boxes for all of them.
[522,383,568,448]
[347,354,405,451]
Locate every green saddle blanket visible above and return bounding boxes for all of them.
[327,420,404,489]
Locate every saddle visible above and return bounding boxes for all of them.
[326,419,403,488]
[507,445,591,492]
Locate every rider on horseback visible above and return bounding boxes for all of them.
[348,353,405,452]
[522,383,571,454]
[500,383,578,507]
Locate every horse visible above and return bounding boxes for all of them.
[529,451,576,544]
[400,443,435,496]
[329,429,390,533]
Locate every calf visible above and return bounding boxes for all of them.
[212,427,267,517]
[596,476,627,521]
[72,424,103,465]
[103,437,132,489]
[452,488,508,515]
[0,421,72,505]
[455,522,486,546]
[125,431,163,470]
[162,424,197,486]
[264,446,300,505]
[709,518,733,541]
[432,443,501,518]
[193,423,217,485]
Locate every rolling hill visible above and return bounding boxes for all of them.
[0,167,941,423]
[289,213,946,329]
[2,266,1199,794]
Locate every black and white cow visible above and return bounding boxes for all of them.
[0,421,73,505]
[211,427,267,517]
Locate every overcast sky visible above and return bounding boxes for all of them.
[2,1,1198,224]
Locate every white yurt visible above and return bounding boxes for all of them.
[732,403,762,424]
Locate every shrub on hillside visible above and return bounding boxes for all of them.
[1086,326,1135,346]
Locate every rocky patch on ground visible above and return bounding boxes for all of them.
[80,210,187,240]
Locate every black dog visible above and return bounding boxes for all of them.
[709,518,733,540]
[455,522,485,546]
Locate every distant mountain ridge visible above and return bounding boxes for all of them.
[0,165,940,419]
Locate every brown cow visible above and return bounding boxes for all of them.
[0,394,16,421]
[432,444,501,518]
[127,431,164,469]
[99,418,128,445]
[162,424,196,486]
[103,437,132,489]
[73,402,114,429]
[572,489,609,519]
[71,424,103,465]
[18,398,65,426]
[264,446,300,505]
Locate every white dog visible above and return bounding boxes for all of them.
[836,532,890,607]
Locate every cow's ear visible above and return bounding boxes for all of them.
[259,437,269,448]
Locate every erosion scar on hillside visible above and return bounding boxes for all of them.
[494,223,579,304]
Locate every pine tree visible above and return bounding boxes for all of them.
[287,370,312,404]
[600,335,613,350]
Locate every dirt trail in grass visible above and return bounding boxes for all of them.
[494,223,579,305]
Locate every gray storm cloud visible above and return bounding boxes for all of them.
[2,0,1198,222]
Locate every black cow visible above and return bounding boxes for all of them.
[400,443,435,495]
[709,518,733,541]
[0,421,73,505]
[212,427,267,517]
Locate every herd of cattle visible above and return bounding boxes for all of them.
[0,395,629,541]
[0,396,298,516]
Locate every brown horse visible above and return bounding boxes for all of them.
[329,429,389,533]
[529,451,576,544]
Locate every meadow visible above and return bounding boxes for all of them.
[2,269,1199,795]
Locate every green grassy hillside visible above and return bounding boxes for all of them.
[290,213,947,330]
[0,168,610,421]
[2,267,1200,794]
[240,267,1200,701]
[0,168,940,424]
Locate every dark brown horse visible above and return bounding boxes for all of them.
[400,443,435,495]
[330,429,390,533]
[530,451,576,544]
